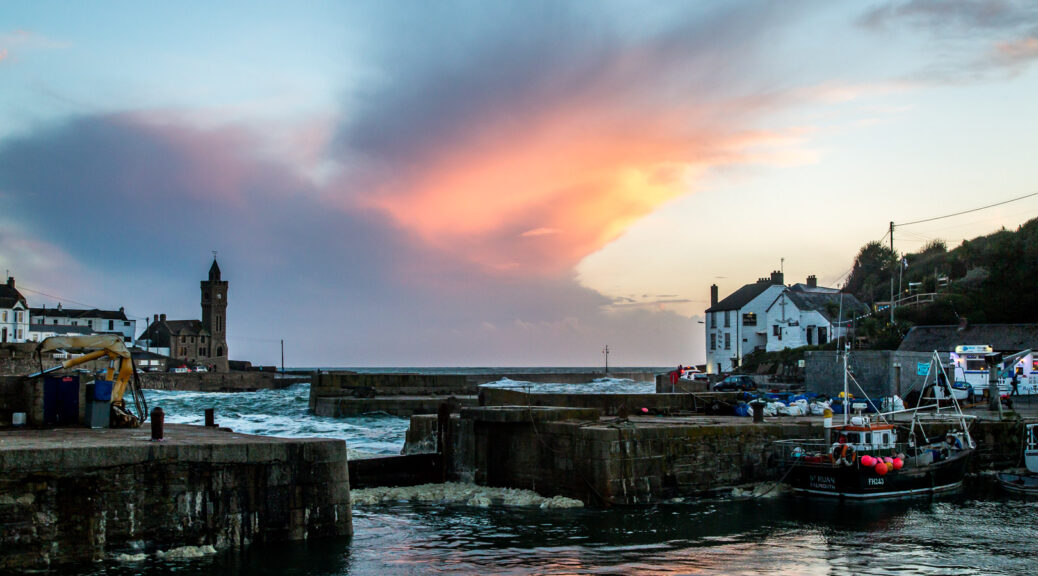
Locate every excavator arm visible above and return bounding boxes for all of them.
[30,335,148,427]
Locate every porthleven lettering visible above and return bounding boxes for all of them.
[808,475,836,490]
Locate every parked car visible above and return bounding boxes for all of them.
[713,375,756,392]
[171,366,191,374]
[194,366,208,373]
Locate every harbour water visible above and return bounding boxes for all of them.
[68,374,1038,575]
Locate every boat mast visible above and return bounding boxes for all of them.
[843,345,850,426]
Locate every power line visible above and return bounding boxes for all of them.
[896,191,1038,227]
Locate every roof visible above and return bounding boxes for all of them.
[30,307,128,321]
[130,348,170,361]
[28,324,93,335]
[899,323,1038,353]
[770,289,869,323]
[209,259,221,281]
[141,319,207,338]
[0,283,27,310]
[789,283,840,294]
[707,281,781,312]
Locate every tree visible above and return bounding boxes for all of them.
[845,241,896,304]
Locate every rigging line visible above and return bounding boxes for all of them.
[16,285,118,313]
[896,191,1038,227]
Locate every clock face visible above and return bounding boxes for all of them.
[217,293,222,299]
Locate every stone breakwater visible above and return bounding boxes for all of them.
[0,424,352,571]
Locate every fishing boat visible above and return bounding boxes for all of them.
[996,422,1038,496]
[776,349,975,500]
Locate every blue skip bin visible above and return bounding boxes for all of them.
[93,380,114,402]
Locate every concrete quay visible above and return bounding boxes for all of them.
[0,424,351,571]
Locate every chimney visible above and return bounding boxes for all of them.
[6,277,13,289]
[153,314,159,323]
[710,284,718,306]
[57,302,62,311]
[160,313,166,322]
[771,270,784,285]
[807,275,817,288]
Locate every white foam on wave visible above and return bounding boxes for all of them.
[352,482,584,509]
[479,377,653,395]
[144,383,410,457]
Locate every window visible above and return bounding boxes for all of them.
[16,329,22,339]
[16,311,23,322]
[710,313,716,328]
[742,313,757,326]
[847,433,860,443]
[965,359,986,371]
[724,311,730,328]
[817,327,827,343]
[124,321,131,327]
[865,433,872,444]
[1,311,6,321]
[724,333,731,350]
[108,320,114,330]
[773,325,782,341]
[53,319,58,325]
[710,334,716,351]
[180,336,186,343]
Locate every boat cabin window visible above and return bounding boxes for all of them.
[965,359,986,371]
[865,432,872,444]
[883,433,890,445]
[847,432,860,443]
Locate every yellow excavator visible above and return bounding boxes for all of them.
[28,334,149,427]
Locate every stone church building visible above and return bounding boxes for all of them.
[139,260,229,372]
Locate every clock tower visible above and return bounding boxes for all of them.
[201,258,229,372]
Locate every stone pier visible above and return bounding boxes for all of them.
[0,424,351,571]
[403,405,1031,506]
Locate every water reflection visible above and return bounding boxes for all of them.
[75,495,1037,576]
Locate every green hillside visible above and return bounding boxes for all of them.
[846,217,1038,327]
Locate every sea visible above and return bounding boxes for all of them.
[72,368,1038,575]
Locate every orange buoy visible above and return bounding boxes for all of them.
[875,462,888,476]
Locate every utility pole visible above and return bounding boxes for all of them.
[889,221,895,323]
[280,339,285,375]
[602,345,610,374]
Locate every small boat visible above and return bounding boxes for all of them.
[777,349,975,500]
[995,422,1038,496]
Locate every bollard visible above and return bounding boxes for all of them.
[204,408,215,427]
[151,407,164,441]
[751,400,765,423]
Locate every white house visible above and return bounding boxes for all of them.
[705,273,867,373]
[0,277,30,343]
[764,281,868,352]
[705,271,788,374]
[30,304,137,344]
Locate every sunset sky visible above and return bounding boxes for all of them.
[2,1,1037,366]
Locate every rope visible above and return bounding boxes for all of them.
[748,456,799,500]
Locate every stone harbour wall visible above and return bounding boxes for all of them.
[0,426,351,571]
[138,371,289,392]
[458,407,810,505]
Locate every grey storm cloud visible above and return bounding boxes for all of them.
[0,112,696,365]
[335,0,799,174]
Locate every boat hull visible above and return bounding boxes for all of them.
[785,450,971,500]
[997,472,1038,496]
